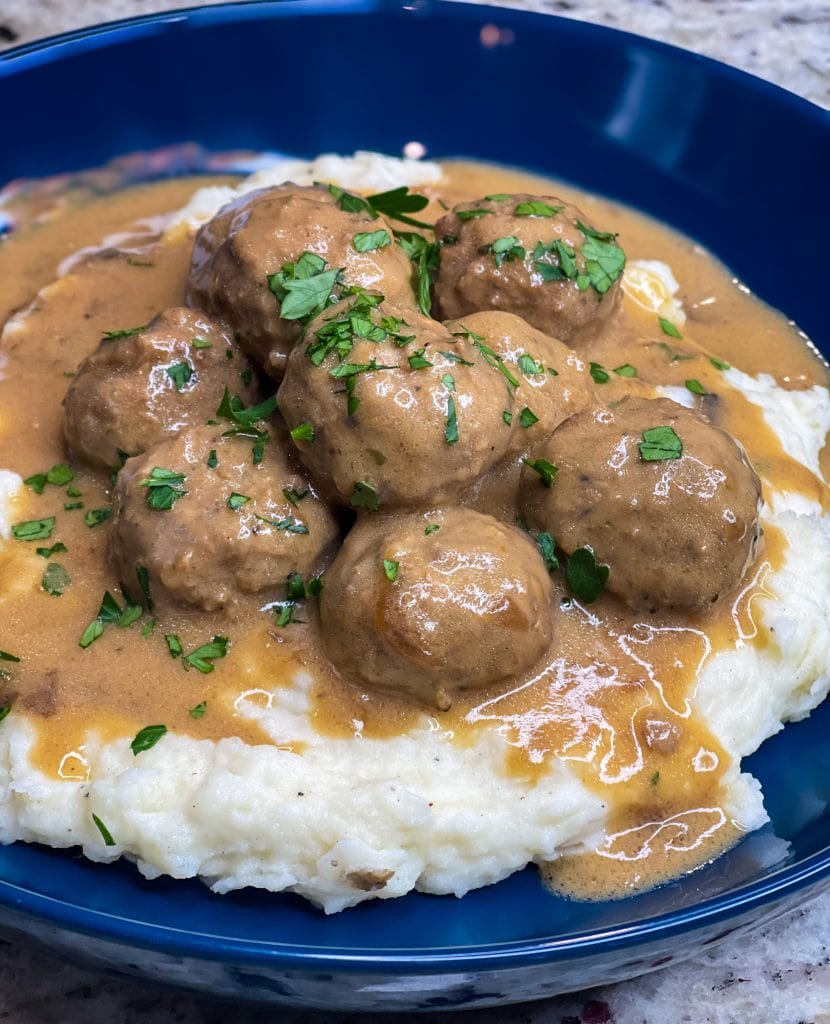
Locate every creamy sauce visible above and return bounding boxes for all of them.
[0,160,827,901]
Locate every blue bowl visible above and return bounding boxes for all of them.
[1,1,829,1011]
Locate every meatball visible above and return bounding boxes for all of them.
[277,295,518,509]
[110,426,338,611]
[520,397,762,612]
[63,307,258,471]
[434,194,624,344]
[185,184,416,376]
[443,310,593,454]
[320,508,554,709]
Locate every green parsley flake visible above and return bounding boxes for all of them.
[650,771,661,787]
[710,356,731,371]
[253,514,309,535]
[0,705,10,723]
[471,337,520,388]
[283,487,308,507]
[444,395,459,445]
[84,507,112,528]
[350,480,379,512]
[353,229,391,252]
[484,193,511,202]
[92,813,116,847]
[425,524,440,535]
[536,532,559,573]
[519,407,539,429]
[515,201,562,217]
[408,349,433,370]
[190,701,208,720]
[36,542,67,559]
[267,251,342,323]
[457,208,491,221]
[614,364,637,378]
[396,233,440,316]
[566,546,610,603]
[383,558,399,582]
[503,410,513,425]
[42,562,70,597]
[185,636,229,673]
[659,317,683,339]
[490,235,525,267]
[191,336,213,350]
[589,362,610,384]
[116,605,142,628]
[227,492,251,511]
[165,634,183,658]
[64,502,84,511]
[140,467,186,510]
[142,618,156,638]
[166,362,193,391]
[290,422,315,443]
[130,724,167,756]
[655,340,694,363]
[101,324,147,341]
[438,350,474,366]
[522,458,558,487]
[639,425,684,461]
[0,651,20,663]
[12,518,56,542]
[207,449,218,469]
[78,620,104,649]
[136,565,154,611]
[685,378,708,396]
[578,224,626,294]
[518,353,543,375]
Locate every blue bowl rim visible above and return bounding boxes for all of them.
[0,0,828,975]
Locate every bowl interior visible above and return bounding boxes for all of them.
[0,0,828,965]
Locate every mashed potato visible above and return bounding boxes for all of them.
[0,155,828,913]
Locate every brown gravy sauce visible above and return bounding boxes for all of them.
[0,161,827,900]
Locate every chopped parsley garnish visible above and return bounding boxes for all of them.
[503,410,513,425]
[532,239,578,281]
[92,814,116,847]
[267,251,342,323]
[166,361,193,391]
[190,701,208,719]
[444,396,459,445]
[117,605,142,628]
[185,636,229,673]
[274,604,296,627]
[639,425,683,461]
[207,449,218,470]
[130,724,167,755]
[66,485,82,497]
[589,362,610,384]
[227,492,251,511]
[283,487,308,507]
[457,208,491,221]
[383,558,399,582]
[286,572,307,602]
[84,507,112,528]
[659,317,683,339]
[290,422,315,442]
[36,542,67,559]
[469,336,520,389]
[408,349,433,370]
[253,514,309,535]
[216,389,277,427]
[142,618,156,638]
[614,364,637,378]
[519,407,539,429]
[650,770,661,788]
[685,378,708,396]
[522,457,558,487]
[0,705,10,723]
[191,336,213,350]
[327,183,432,228]
[165,634,183,658]
[566,546,610,603]
[518,353,543,375]
[42,562,70,597]
[489,235,525,267]
[101,324,147,341]
[438,350,474,366]
[425,524,440,535]
[136,566,153,611]
[576,222,626,293]
[353,229,391,252]
[484,193,511,201]
[536,532,559,573]
[441,373,456,391]
[64,502,84,512]
[79,620,104,649]
[0,651,20,663]
[396,232,440,315]
[139,467,187,510]
[655,340,694,363]
[12,517,56,541]
[24,464,75,494]
[515,201,562,217]
[78,590,143,649]
[350,480,379,512]
[710,356,731,371]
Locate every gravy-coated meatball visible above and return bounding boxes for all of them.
[63,307,258,471]
[278,295,518,508]
[434,194,624,344]
[110,426,338,611]
[320,508,554,709]
[444,310,592,453]
[185,185,416,376]
[520,397,762,612]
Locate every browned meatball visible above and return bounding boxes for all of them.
[277,295,518,509]
[110,426,338,611]
[185,184,416,376]
[434,194,624,344]
[63,307,258,471]
[443,310,593,454]
[320,508,554,709]
[520,397,762,612]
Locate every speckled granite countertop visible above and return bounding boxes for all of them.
[0,2,829,1023]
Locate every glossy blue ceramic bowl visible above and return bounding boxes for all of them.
[1,1,829,1011]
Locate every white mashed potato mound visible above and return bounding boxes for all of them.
[0,157,827,912]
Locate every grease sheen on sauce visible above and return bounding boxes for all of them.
[0,161,827,901]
